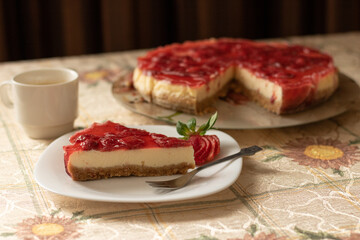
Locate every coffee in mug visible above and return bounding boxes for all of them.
[0,68,79,139]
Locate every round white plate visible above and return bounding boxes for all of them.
[112,72,360,129]
[34,126,242,202]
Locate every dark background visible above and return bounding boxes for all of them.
[0,0,359,62]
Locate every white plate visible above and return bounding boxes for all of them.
[112,72,360,129]
[34,126,242,202]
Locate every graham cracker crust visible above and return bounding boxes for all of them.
[68,163,195,181]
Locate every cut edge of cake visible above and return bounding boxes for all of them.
[234,67,339,114]
[134,66,338,115]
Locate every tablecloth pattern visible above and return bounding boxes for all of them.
[1,32,360,240]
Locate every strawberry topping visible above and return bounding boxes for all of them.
[177,112,221,165]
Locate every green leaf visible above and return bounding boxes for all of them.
[0,232,15,237]
[333,168,344,177]
[249,224,258,236]
[197,123,208,136]
[294,226,340,240]
[197,112,218,135]
[157,111,182,123]
[263,154,285,162]
[187,118,196,131]
[50,208,61,216]
[261,145,279,151]
[71,210,85,219]
[176,112,218,138]
[207,112,218,129]
[187,235,219,240]
[78,215,98,221]
[176,121,190,137]
[349,138,360,145]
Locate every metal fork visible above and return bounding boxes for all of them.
[146,145,262,190]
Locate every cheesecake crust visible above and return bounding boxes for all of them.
[68,162,195,181]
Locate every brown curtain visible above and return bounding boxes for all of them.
[0,0,359,62]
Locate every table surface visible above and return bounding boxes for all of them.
[1,32,360,240]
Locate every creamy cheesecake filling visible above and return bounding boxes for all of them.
[235,68,338,103]
[235,67,283,105]
[133,67,153,102]
[234,68,338,114]
[68,146,194,169]
[315,70,339,99]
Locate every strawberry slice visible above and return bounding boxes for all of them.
[201,136,214,163]
[209,135,220,155]
[189,135,220,165]
[189,135,209,165]
[189,135,204,162]
[205,135,220,162]
[177,112,221,165]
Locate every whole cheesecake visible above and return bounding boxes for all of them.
[63,121,195,181]
[133,38,338,115]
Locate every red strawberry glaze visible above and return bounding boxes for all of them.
[63,121,192,174]
[137,38,337,112]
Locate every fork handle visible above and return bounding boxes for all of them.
[196,145,262,171]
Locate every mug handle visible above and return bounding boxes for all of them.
[0,81,14,108]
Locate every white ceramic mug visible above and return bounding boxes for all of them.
[0,68,79,139]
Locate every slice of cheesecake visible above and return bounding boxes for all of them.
[133,38,338,115]
[63,121,195,181]
[133,39,234,114]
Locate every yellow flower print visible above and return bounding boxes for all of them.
[80,68,124,84]
[282,137,360,170]
[16,216,81,240]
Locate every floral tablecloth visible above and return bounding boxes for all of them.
[1,32,360,240]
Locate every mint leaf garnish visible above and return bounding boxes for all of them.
[176,121,190,138]
[187,118,196,131]
[176,112,218,139]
